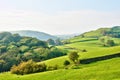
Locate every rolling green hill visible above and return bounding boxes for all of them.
[0,35,120,80]
[1,27,120,80]
[0,56,120,80]
[79,26,120,38]
[41,37,120,67]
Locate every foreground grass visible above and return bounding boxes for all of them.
[0,58,120,80]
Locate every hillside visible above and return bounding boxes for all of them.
[0,27,120,80]
[41,37,120,67]
[79,26,120,38]
[0,32,66,72]
[0,37,120,80]
[11,30,58,41]
[0,58,120,80]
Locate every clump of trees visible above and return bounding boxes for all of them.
[0,32,67,72]
[47,39,55,45]
[47,38,63,46]
[11,60,46,75]
[63,51,80,69]
[99,37,115,47]
[106,39,115,46]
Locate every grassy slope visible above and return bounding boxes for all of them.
[0,37,120,80]
[0,58,120,80]
[81,28,110,37]
[43,37,120,67]
[41,45,120,68]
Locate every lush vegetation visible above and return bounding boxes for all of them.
[0,32,66,72]
[11,60,46,75]
[0,26,120,80]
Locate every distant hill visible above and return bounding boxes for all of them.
[11,30,58,41]
[79,26,120,38]
[56,33,80,40]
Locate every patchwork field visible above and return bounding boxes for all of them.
[0,37,120,80]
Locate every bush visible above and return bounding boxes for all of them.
[69,51,79,64]
[82,49,87,52]
[64,60,70,66]
[106,40,115,46]
[11,60,46,75]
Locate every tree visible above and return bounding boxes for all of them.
[13,34,21,42]
[47,39,55,45]
[106,40,115,46]
[55,39,62,45]
[64,60,70,66]
[19,45,29,53]
[68,51,79,64]
[0,46,6,54]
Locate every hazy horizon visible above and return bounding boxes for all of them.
[0,0,120,35]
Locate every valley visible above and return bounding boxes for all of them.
[0,27,120,80]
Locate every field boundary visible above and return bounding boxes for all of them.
[80,52,120,64]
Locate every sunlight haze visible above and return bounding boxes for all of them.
[0,0,120,35]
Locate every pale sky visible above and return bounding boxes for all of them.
[0,0,120,35]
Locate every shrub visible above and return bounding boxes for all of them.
[64,60,70,66]
[69,51,79,64]
[106,40,115,46]
[82,49,87,52]
[11,60,46,75]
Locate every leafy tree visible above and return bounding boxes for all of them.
[13,34,21,42]
[47,48,66,59]
[23,52,33,61]
[19,45,29,53]
[99,37,115,47]
[64,60,70,66]
[106,40,115,46]
[47,39,55,45]
[0,46,6,54]
[55,38,62,45]
[69,51,79,64]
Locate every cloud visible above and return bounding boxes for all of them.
[0,10,120,34]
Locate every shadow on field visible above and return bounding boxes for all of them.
[80,53,120,64]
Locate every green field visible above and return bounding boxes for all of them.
[45,37,120,67]
[0,37,120,80]
[0,58,120,80]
